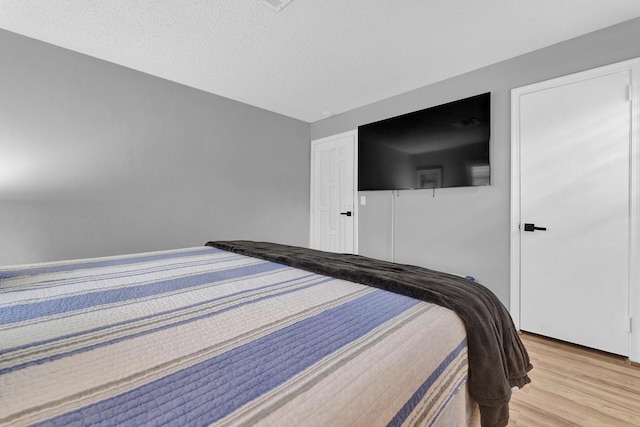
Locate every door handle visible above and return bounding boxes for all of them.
[524,223,547,232]
[340,211,352,217]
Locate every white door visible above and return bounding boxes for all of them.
[310,132,356,254]
[518,70,631,356]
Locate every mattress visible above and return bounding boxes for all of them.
[0,246,480,427]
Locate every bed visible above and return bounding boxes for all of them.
[0,241,531,427]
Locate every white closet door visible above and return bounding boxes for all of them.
[518,70,631,356]
[310,132,356,254]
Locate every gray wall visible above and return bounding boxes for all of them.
[0,29,310,265]
[311,17,640,305]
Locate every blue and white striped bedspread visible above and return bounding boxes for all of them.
[0,247,476,426]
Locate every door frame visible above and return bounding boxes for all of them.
[510,57,640,362]
[309,130,358,254]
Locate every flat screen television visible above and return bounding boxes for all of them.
[358,92,490,191]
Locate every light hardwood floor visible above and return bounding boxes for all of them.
[507,333,640,426]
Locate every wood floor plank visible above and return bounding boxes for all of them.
[506,333,640,426]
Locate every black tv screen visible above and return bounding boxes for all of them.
[358,93,490,191]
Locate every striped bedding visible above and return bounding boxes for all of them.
[0,246,480,427]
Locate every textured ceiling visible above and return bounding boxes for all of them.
[1,0,640,122]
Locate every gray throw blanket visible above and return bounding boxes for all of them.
[206,240,532,427]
